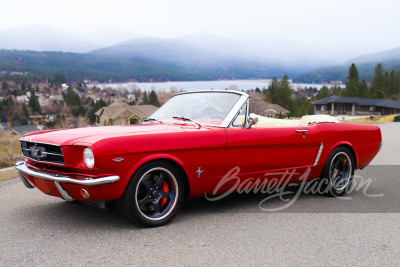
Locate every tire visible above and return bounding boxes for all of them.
[120,161,184,227]
[320,147,354,197]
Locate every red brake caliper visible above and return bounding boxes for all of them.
[160,181,169,207]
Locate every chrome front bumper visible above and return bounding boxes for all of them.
[15,161,120,201]
[15,161,120,186]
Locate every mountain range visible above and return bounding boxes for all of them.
[293,47,400,83]
[0,25,399,83]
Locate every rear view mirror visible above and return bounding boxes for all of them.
[247,113,258,128]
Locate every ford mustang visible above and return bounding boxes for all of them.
[16,90,382,227]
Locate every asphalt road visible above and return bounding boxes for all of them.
[1,123,399,266]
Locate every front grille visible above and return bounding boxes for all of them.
[20,141,64,164]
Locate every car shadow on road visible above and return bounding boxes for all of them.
[23,172,398,230]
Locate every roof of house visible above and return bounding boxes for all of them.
[312,96,400,109]
[4,124,39,135]
[95,102,158,120]
[263,103,290,114]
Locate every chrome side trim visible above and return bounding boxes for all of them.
[15,161,120,186]
[313,143,324,166]
[55,182,74,201]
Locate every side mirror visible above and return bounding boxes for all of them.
[247,113,258,128]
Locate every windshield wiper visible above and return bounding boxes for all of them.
[172,116,201,127]
[173,116,193,122]
[143,118,158,122]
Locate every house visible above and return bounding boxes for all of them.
[4,124,39,135]
[312,96,400,115]
[95,102,158,126]
[263,103,290,118]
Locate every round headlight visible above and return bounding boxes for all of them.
[83,147,95,169]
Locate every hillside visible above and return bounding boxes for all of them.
[293,46,400,83]
[0,46,296,82]
[0,50,260,82]
[89,37,301,78]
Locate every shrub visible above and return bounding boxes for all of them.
[394,115,400,122]
[0,132,23,168]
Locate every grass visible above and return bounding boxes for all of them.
[342,114,400,124]
[0,132,23,169]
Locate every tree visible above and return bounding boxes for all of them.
[148,90,160,107]
[11,111,20,126]
[78,105,86,116]
[28,89,41,114]
[22,103,30,119]
[88,98,107,124]
[372,64,385,93]
[65,88,81,106]
[71,107,80,117]
[264,77,279,104]
[388,70,398,97]
[295,97,314,117]
[142,92,149,104]
[20,117,28,125]
[21,82,26,94]
[2,80,9,92]
[276,75,293,108]
[358,80,368,98]
[0,113,7,123]
[343,63,359,97]
[264,76,292,109]
[332,86,342,96]
[317,86,330,99]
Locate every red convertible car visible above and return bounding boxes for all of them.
[16,90,382,226]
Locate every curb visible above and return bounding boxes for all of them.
[0,166,18,181]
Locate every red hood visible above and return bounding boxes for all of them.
[20,123,193,146]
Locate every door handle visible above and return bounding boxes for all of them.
[296,130,308,135]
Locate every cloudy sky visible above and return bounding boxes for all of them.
[1,0,399,54]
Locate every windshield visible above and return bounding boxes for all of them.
[149,92,242,126]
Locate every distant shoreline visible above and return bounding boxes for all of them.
[90,79,343,92]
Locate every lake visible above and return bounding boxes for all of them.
[92,80,343,92]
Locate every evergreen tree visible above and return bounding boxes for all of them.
[277,75,293,108]
[142,92,149,104]
[296,97,314,116]
[264,77,279,104]
[20,117,28,125]
[343,63,359,97]
[22,103,30,119]
[372,64,385,93]
[21,82,26,94]
[28,89,41,114]
[88,98,107,124]
[358,80,368,98]
[265,75,292,109]
[332,86,342,96]
[78,105,86,116]
[317,86,329,99]
[0,113,7,123]
[11,111,20,126]
[65,88,81,106]
[71,107,80,117]
[148,90,161,107]
[388,70,397,97]
[1,80,9,92]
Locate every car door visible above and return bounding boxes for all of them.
[225,124,320,182]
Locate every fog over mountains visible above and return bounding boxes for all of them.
[0,25,399,82]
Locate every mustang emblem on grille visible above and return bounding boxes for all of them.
[30,145,46,159]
